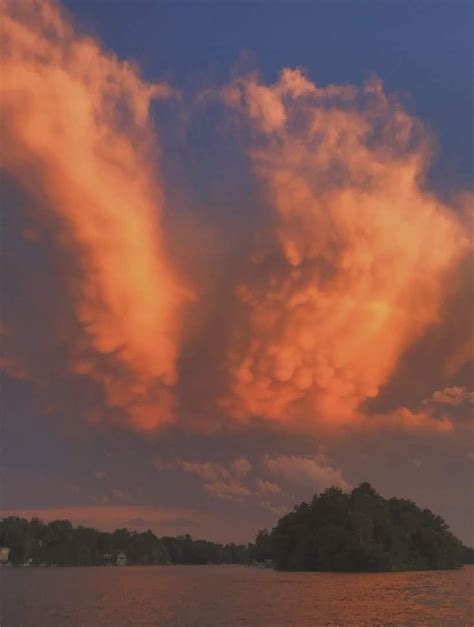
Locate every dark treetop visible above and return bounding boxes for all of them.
[249,483,471,572]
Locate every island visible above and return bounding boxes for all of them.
[250,482,470,571]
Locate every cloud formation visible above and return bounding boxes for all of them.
[154,453,348,505]
[256,480,281,495]
[427,386,474,407]
[176,458,253,501]
[1,2,471,439]
[1,0,189,430]
[263,454,350,491]
[220,68,469,428]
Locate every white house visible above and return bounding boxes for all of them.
[117,552,127,566]
[0,547,10,564]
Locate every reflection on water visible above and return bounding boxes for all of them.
[1,564,473,626]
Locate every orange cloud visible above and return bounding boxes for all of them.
[174,458,253,501]
[256,480,281,495]
[263,454,350,491]
[1,3,469,439]
[1,0,190,430]
[221,68,469,429]
[426,386,474,407]
[369,407,454,434]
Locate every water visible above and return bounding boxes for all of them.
[1,565,473,626]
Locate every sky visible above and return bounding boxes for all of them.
[1,0,472,544]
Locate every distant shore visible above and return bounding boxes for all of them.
[2,485,473,572]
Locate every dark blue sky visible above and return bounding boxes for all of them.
[65,0,472,190]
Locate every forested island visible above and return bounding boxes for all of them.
[251,483,472,571]
[2,483,473,570]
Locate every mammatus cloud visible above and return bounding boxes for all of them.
[0,0,189,430]
[220,68,470,430]
[1,2,471,439]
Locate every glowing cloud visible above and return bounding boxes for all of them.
[175,458,253,501]
[263,454,350,491]
[1,2,469,438]
[1,0,189,430]
[427,386,474,406]
[220,68,469,428]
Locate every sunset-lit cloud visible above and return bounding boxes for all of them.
[261,502,288,517]
[220,68,470,429]
[1,1,471,441]
[426,386,474,407]
[175,458,253,501]
[256,480,281,495]
[152,452,349,505]
[1,0,472,557]
[263,454,350,491]
[0,0,189,430]
[203,481,252,501]
[372,407,454,433]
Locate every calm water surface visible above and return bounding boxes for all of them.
[1,564,473,626]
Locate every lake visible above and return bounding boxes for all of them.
[1,565,473,626]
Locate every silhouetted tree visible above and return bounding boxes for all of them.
[262,483,465,572]
[0,517,248,566]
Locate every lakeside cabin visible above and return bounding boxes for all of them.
[117,552,127,566]
[0,547,10,564]
[251,559,274,569]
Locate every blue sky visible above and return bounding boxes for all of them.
[64,0,472,190]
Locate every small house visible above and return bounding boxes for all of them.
[0,547,10,564]
[117,552,127,566]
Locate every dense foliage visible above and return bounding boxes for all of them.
[161,535,247,565]
[251,483,468,572]
[462,545,474,564]
[0,517,248,566]
[2,484,471,571]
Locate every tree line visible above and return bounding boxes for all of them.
[0,517,248,566]
[2,483,472,570]
[250,483,472,571]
